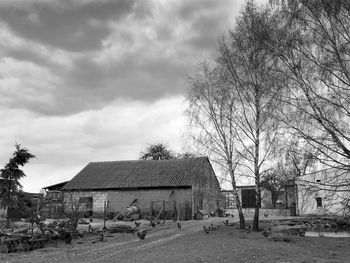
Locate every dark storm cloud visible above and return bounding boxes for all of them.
[187,12,228,50]
[176,0,221,20]
[0,0,243,116]
[5,48,47,66]
[0,0,249,192]
[38,55,189,115]
[0,0,138,51]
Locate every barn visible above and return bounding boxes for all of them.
[61,157,222,220]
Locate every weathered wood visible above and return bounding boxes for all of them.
[151,206,163,225]
[112,211,123,222]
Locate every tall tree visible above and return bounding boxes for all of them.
[187,61,246,229]
[0,144,35,227]
[218,1,284,231]
[270,0,350,194]
[271,0,350,167]
[140,143,174,160]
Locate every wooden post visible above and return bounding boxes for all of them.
[162,200,165,224]
[285,189,288,209]
[103,200,109,230]
[49,201,51,218]
[173,201,177,221]
[153,206,163,223]
[150,201,153,225]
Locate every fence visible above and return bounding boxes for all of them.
[150,200,192,221]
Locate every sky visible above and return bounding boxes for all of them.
[0,0,249,193]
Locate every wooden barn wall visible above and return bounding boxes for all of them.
[107,188,192,216]
[192,160,221,216]
[64,188,192,219]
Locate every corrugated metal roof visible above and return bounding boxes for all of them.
[62,157,208,190]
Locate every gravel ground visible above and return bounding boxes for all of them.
[1,217,350,263]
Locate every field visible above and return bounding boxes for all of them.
[1,217,350,263]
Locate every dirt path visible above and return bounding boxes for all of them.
[1,217,350,263]
[1,218,221,263]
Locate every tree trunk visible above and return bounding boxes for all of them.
[6,179,11,229]
[253,91,260,232]
[232,183,245,229]
[235,193,245,229]
[6,206,10,228]
[253,183,260,231]
[228,162,245,229]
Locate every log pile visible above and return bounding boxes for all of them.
[108,224,136,234]
[260,216,350,241]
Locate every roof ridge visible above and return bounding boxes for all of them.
[88,156,207,164]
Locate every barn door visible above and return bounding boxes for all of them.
[241,189,255,208]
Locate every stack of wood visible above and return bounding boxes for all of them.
[108,224,136,234]
[260,216,350,242]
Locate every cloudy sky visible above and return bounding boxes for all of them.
[0,0,250,193]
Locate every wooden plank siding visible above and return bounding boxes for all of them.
[62,157,221,220]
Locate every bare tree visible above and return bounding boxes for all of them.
[271,0,350,169]
[63,193,89,230]
[187,61,246,229]
[218,1,285,231]
[268,0,350,206]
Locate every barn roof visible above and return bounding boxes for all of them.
[43,181,70,191]
[62,157,210,190]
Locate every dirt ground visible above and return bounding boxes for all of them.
[1,217,350,263]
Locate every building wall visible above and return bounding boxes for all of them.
[222,187,292,217]
[297,184,350,216]
[222,186,292,210]
[107,188,192,216]
[296,165,350,216]
[297,170,350,216]
[192,160,222,216]
[64,191,108,215]
[64,188,192,219]
[223,187,272,209]
[225,208,291,217]
[62,159,221,220]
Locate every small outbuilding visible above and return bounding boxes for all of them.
[194,210,209,220]
[61,157,222,220]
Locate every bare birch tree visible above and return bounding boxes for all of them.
[187,61,246,229]
[270,0,350,195]
[218,1,285,231]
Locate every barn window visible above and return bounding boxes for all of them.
[316,197,322,208]
[241,189,256,208]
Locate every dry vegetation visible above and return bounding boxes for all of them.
[1,217,350,263]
